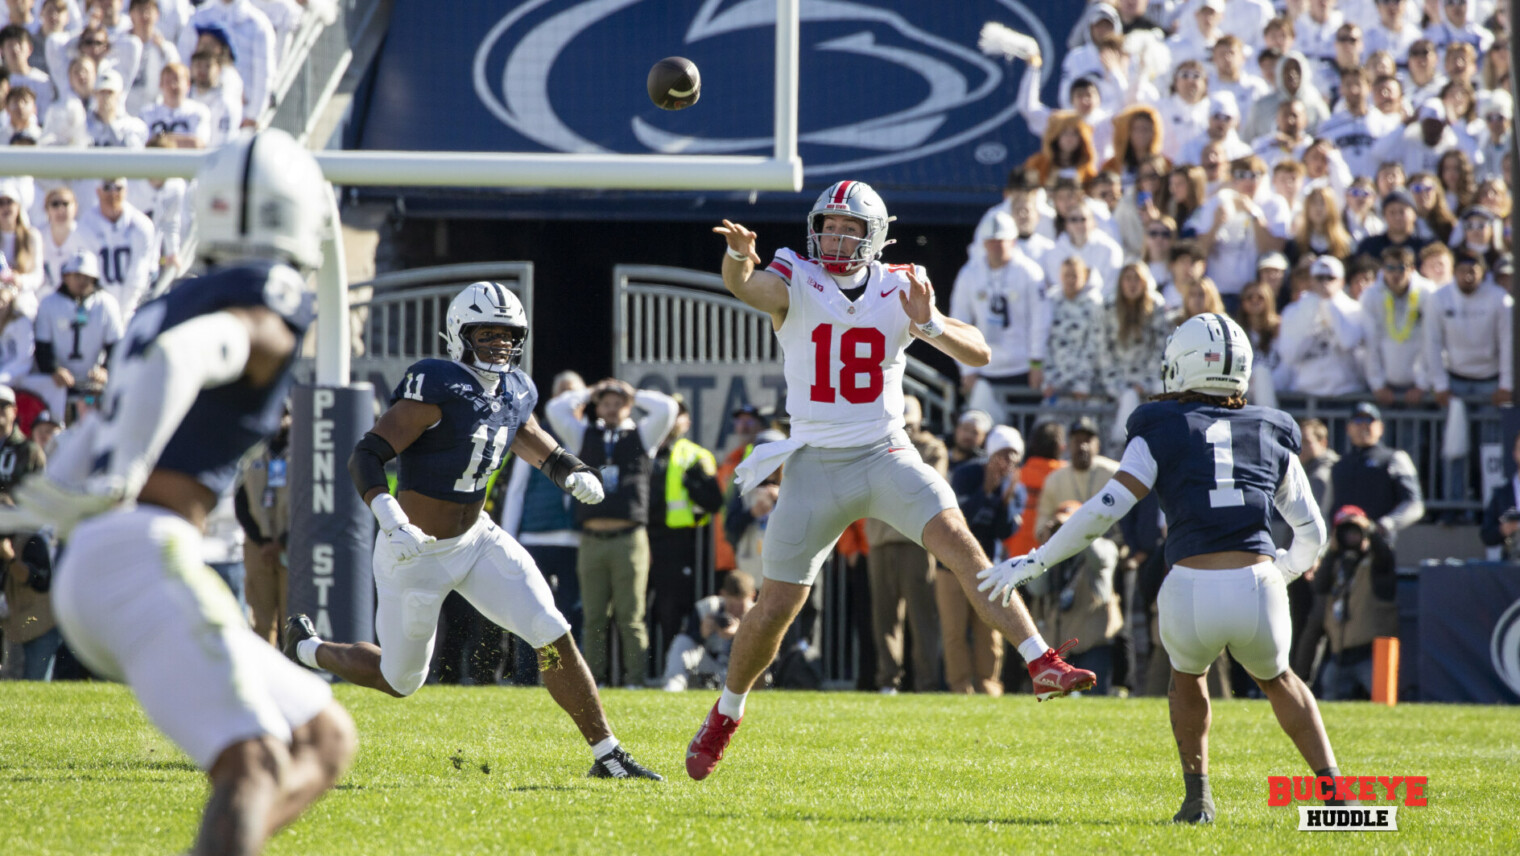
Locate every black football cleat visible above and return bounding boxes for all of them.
[588,746,664,781]
[1172,796,1216,824]
[283,614,319,668]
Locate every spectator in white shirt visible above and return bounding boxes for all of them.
[1361,245,1434,407]
[154,0,196,46]
[1253,98,1314,169]
[37,184,86,297]
[1295,0,1346,64]
[39,52,89,146]
[0,178,43,294]
[1008,181,1056,272]
[32,247,124,421]
[1473,90,1511,181]
[1277,255,1369,396]
[77,176,154,311]
[950,210,1049,402]
[124,0,180,115]
[0,23,53,117]
[0,281,37,390]
[38,0,76,82]
[1046,199,1124,300]
[128,132,183,270]
[1155,59,1210,163]
[1423,0,1493,54]
[1316,22,1365,105]
[1402,38,1446,108]
[1370,71,1408,123]
[1209,35,1270,124]
[1371,99,1458,179]
[250,0,299,64]
[5,85,41,140]
[1317,67,1402,177]
[138,60,207,145]
[73,21,140,89]
[179,0,274,128]
[1428,251,1512,407]
[85,67,146,146]
[1018,54,1115,165]
[1179,90,1251,166]
[1363,0,1423,61]
[1189,154,1288,308]
[188,28,240,144]
[1059,2,1122,107]
[1166,0,1226,66]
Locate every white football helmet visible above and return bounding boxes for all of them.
[1161,313,1253,397]
[194,129,331,271]
[806,180,895,274]
[443,281,528,369]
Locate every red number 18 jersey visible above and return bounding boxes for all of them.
[766,248,918,448]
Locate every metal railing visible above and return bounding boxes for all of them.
[986,389,1507,514]
[324,262,535,395]
[262,0,388,143]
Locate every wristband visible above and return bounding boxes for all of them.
[726,246,751,262]
[370,493,409,533]
[916,317,946,338]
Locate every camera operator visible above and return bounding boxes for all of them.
[0,507,57,680]
[659,571,757,692]
[1315,505,1398,701]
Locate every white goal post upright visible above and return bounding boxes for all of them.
[0,0,803,647]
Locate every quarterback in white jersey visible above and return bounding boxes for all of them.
[685,180,1096,783]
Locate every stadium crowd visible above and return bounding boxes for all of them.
[1,0,1515,704]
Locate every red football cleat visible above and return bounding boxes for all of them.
[686,701,741,780]
[1027,639,1097,701]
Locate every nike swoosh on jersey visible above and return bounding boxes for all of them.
[516,391,530,398]
[879,288,897,298]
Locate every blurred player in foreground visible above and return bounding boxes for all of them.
[688,180,1095,781]
[7,130,356,856]
[979,314,1348,823]
[284,281,662,781]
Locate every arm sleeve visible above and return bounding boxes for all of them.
[233,482,269,543]
[1425,291,1450,392]
[500,456,532,537]
[1273,454,1327,576]
[1029,479,1141,565]
[1501,293,1514,392]
[634,389,679,456]
[544,389,590,452]
[1016,64,1050,136]
[1379,450,1426,535]
[0,319,35,383]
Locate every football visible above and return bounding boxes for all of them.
[647,56,701,110]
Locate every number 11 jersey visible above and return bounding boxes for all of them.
[392,359,536,504]
[1124,399,1301,568]
[766,248,917,448]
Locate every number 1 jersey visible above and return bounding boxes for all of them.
[392,359,536,504]
[1124,399,1301,568]
[767,248,916,448]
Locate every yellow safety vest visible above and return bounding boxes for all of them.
[665,437,717,528]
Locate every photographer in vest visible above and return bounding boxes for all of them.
[648,396,724,673]
[1314,506,1398,701]
[547,377,679,687]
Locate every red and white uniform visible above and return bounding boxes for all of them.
[767,247,916,448]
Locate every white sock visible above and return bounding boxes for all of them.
[1017,634,1050,664]
[591,736,619,759]
[718,687,747,720]
[296,638,323,669]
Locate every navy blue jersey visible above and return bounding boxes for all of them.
[1126,400,1300,568]
[145,261,314,495]
[392,359,537,504]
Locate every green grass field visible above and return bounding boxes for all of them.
[2,683,1517,855]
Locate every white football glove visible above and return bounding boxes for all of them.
[566,471,604,504]
[10,474,124,539]
[1272,548,1298,585]
[384,522,434,564]
[976,552,1050,607]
